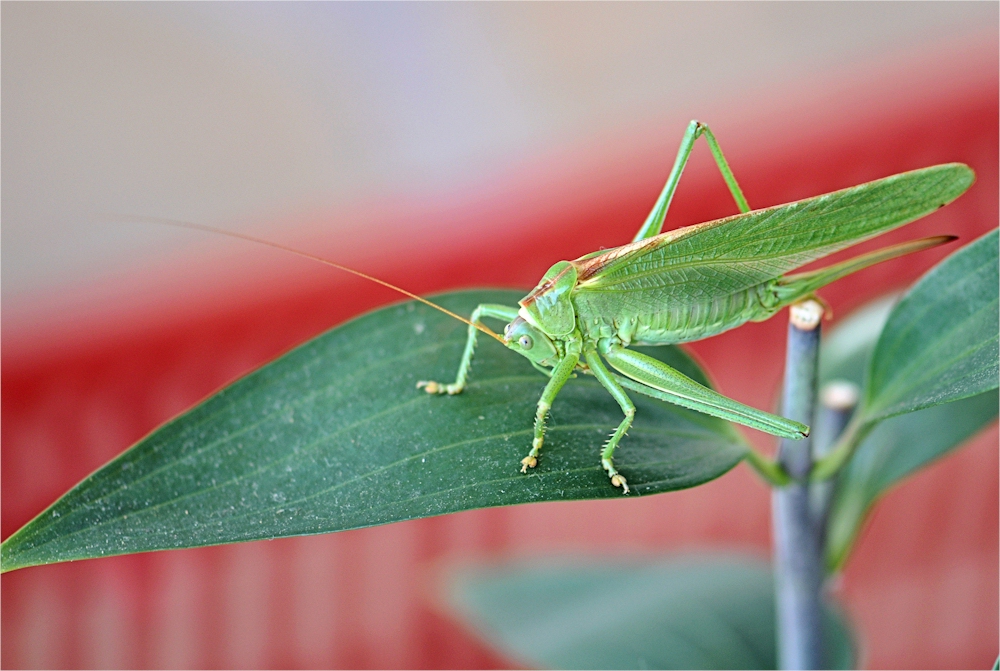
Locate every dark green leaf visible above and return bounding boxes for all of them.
[446,554,855,670]
[862,229,999,422]
[1,290,747,572]
[819,282,999,571]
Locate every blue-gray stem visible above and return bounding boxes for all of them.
[773,300,825,670]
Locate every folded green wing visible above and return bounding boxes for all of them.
[576,164,973,304]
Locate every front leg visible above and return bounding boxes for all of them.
[418,303,519,395]
[520,346,580,472]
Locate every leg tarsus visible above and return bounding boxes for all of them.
[521,402,550,471]
[416,380,463,395]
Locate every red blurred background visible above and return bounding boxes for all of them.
[2,6,997,669]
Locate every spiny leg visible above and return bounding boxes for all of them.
[632,120,752,242]
[521,349,580,472]
[417,303,519,395]
[583,345,635,493]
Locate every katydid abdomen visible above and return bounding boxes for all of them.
[574,281,779,346]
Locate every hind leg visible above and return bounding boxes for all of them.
[632,120,751,242]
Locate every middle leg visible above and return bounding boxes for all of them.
[583,344,635,493]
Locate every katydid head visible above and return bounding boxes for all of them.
[503,317,559,365]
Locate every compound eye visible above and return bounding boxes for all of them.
[504,323,512,337]
[518,335,533,350]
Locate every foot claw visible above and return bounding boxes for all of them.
[418,380,463,395]
[520,456,537,473]
[610,474,630,494]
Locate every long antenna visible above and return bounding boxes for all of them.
[123,215,506,344]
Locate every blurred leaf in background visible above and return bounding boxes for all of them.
[446,554,855,670]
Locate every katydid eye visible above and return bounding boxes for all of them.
[504,323,512,336]
[518,335,533,349]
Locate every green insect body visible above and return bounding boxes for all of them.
[419,120,974,493]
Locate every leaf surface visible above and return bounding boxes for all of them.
[1,290,747,572]
[862,228,998,421]
[447,555,855,670]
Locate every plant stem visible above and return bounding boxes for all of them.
[772,300,825,670]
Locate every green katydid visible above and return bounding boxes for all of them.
[416,121,973,493]
[152,120,973,495]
